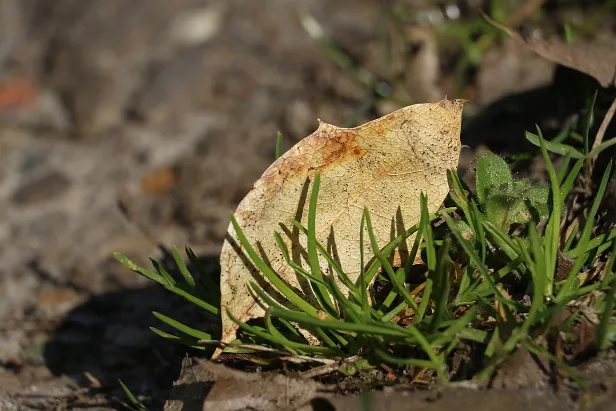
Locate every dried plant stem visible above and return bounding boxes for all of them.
[591,97,616,157]
[300,355,362,378]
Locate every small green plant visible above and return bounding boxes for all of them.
[447,152,551,250]
[475,153,550,230]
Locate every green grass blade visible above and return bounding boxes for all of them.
[482,220,521,260]
[149,327,206,350]
[551,124,572,144]
[444,215,510,306]
[583,90,598,155]
[118,380,147,411]
[596,281,616,350]
[279,223,384,321]
[563,223,579,252]
[469,201,487,263]
[114,253,167,285]
[250,281,300,313]
[449,169,472,214]
[364,208,419,313]
[422,195,437,272]
[596,240,616,350]
[537,126,562,295]
[306,172,337,316]
[381,301,407,323]
[587,137,616,159]
[362,208,456,286]
[559,160,613,297]
[373,347,439,372]
[263,310,298,354]
[429,237,452,333]
[359,211,369,319]
[525,131,584,159]
[164,284,219,316]
[560,159,584,199]
[249,282,346,348]
[227,309,338,355]
[377,268,406,313]
[568,229,616,259]
[271,306,412,338]
[416,194,434,323]
[289,219,359,294]
[275,131,283,160]
[456,327,490,344]
[557,151,572,183]
[601,240,616,288]
[430,305,480,346]
[454,264,475,304]
[274,231,331,289]
[403,208,425,277]
[152,311,211,340]
[171,246,195,288]
[185,246,219,300]
[528,224,546,317]
[325,274,363,324]
[151,259,176,286]
[563,23,574,43]
[376,268,406,313]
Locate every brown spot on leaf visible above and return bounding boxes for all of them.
[318,130,366,167]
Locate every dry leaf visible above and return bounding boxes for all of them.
[164,357,322,411]
[483,13,616,88]
[219,99,465,344]
[201,360,322,411]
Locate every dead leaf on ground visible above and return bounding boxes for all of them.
[483,13,616,88]
[296,385,567,411]
[476,38,555,105]
[164,357,324,411]
[219,99,465,345]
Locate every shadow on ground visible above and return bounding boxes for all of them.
[42,255,221,409]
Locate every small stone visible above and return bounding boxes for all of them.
[167,5,224,47]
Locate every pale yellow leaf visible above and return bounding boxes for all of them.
[218,99,465,345]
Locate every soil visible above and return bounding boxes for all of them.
[0,0,615,410]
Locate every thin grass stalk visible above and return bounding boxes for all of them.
[306,171,338,316]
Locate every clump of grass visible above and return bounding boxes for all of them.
[116,100,616,385]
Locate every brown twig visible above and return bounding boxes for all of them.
[591,96,616,156]
[198,340,339,365]
[299,355,362,379]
